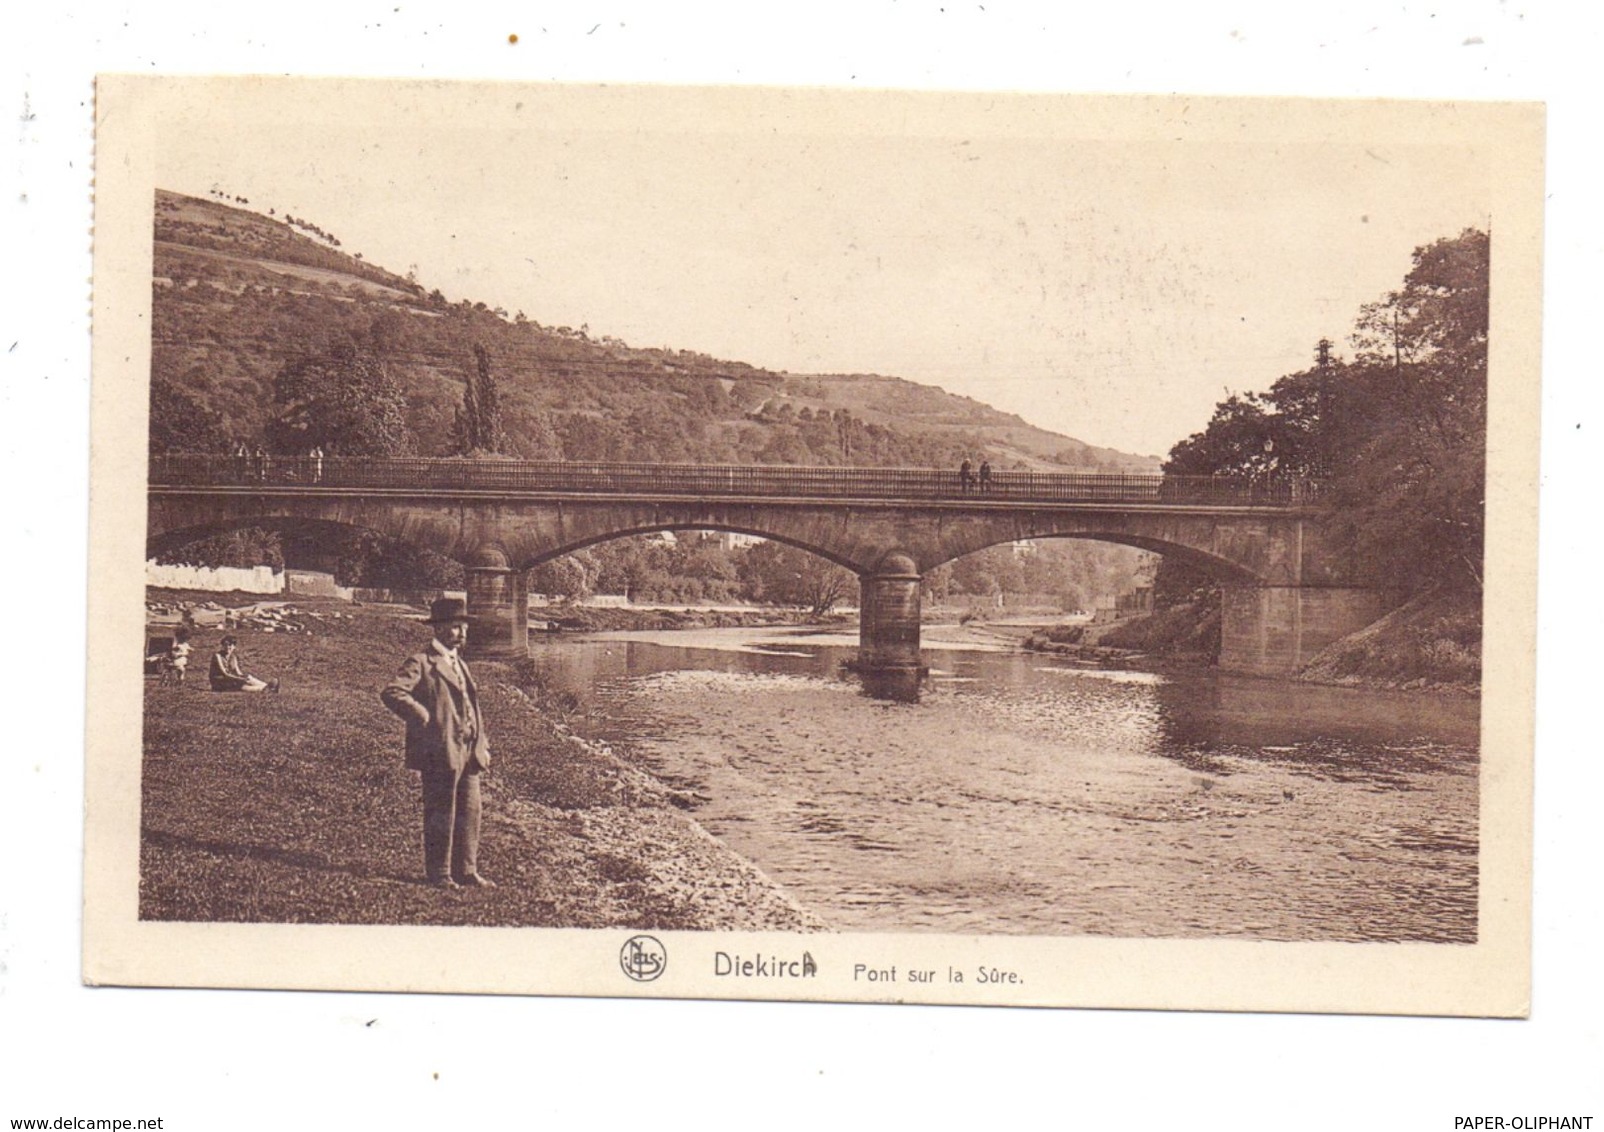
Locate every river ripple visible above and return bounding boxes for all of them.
[531,629,1479,941]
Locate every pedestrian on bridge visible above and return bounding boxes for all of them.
[381,597,496,890]
[979,460,993,493]
[959,458,974,494]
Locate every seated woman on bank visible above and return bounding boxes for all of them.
[209,636,278,693]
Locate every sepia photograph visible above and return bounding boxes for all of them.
[85,76,1541,1014]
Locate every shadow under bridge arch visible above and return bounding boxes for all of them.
[905,510,1295,586]
[511,522,865,575]
[918,530,1266,587]
[479,499,906,576]
[145,494,486,567]
[144,515,465,577]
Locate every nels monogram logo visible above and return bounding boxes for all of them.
[619,935,667,982]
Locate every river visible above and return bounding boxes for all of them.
[524,625,1479,942]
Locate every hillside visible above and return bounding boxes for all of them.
[763,372,1148,470]
[149,189,1154,471]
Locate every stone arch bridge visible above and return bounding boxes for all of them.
[148,456,1385,679]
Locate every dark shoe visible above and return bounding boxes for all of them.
[428,876,460,889]
[269,678,282,693]
[456,873,496,888]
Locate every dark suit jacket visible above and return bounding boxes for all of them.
[380,647,491,774]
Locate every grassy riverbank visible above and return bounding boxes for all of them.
[139,594,823,929]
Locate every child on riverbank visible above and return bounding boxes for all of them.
[167,627,193,684]
[208,635,278,693]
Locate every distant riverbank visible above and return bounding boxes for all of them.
[533,601,853,635]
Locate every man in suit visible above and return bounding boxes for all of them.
[381,597,496,889]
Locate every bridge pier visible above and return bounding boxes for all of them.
[856,553,927,700]
[1219,585,1386,677]
[464,548,528,660]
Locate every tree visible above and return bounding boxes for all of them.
[738,541,854,615]
[1352,230,1489,375]
[1157,228,1489,600]
[558,414,629,461]
[588,538,661,600]
[1332,229,1488,591]
[516,411,565,460]
[267,339,415,456]
[529,554,594,601]
[451,344,509,456]
[670,536,742,601]
[367,311,407,358]
[1164,393,1281,479]
[156,527,283,571]
[948,546,1028,600]
[149,374,231,454]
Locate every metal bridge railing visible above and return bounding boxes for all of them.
[148,453,1319,507]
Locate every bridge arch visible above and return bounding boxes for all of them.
[920,529,1263,586]
[896,508,1298,586]
[145,514,452,567]
[146,494,498,566]
[512,521,861,575]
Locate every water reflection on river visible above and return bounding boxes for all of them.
[528,626,1479,941]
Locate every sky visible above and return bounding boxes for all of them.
[158,84,1496,458]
